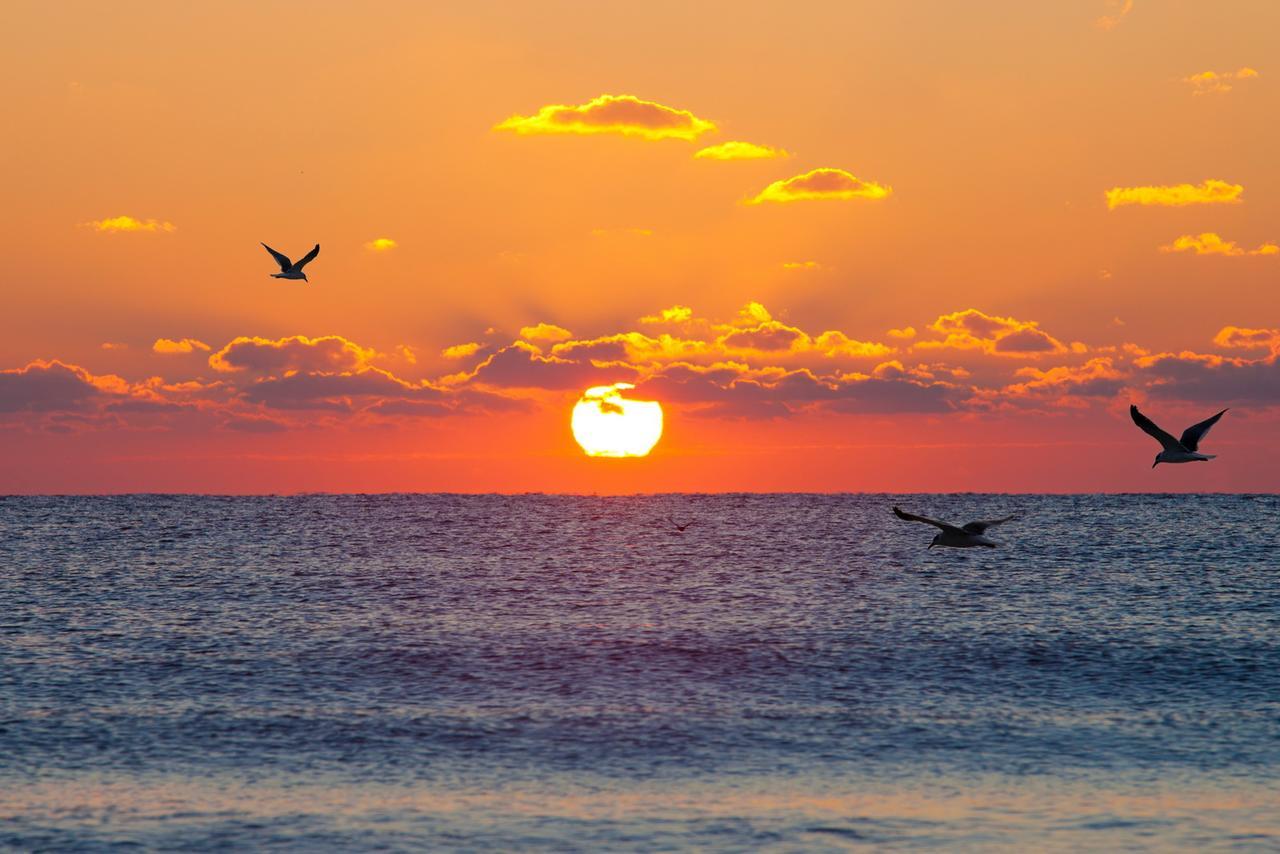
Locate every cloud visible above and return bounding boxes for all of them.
[0,360,126,414]
[442,342,485,360]
[749,168,891,204]
[781,261,823,271]
[1135,349,1280,404]
[1095,0,1133,30]
[519,323,574,343]
[917,309,1067,357]
[100,342,127,350]
[82,215,176,233]
[1003,358,1127,401]
[364,237,398,251]
[495,94,715,141]
[694,141,787,160]
[239,367,443,412]
[1213,326,1280,350]
[1159,233,1278,256]
[153,338,211,354]
[887,326,917,340]
[209,335,378,374]
[1184,67,1258,95]
[1105,180,1243,209]
[640,305,693,325]
[633,361,959,418]
[461,341,640,390]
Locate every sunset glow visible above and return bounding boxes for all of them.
[0,2,1278,493]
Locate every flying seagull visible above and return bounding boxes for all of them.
[1129,404,1227,467]
[892,506,1021,549]
[261,242,320,282]
[667,516,695,533]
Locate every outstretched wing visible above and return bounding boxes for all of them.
[892,506,963,535]
[1179,408,1227,452]
[1130,405,1184,453]
[667,516,694,530]
[291,243,320,271]
[962,514,1021,534]
[261,242,293,271]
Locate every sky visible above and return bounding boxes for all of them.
[2,0,1278,493]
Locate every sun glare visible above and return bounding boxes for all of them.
[571,383,663,458]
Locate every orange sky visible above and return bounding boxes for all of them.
[2,0,1278,493]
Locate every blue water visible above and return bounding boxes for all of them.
[2,494,1278,851]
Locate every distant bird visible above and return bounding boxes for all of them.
[892,506,1021,549]
[667,516,695,533]
[261,242,320,282]
[1130,404,1227,467]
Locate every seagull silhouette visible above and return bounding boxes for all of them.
[1130,404,1227,467]
[892,506,1021,549]
[261,242,319,282]
[667,516,695,532]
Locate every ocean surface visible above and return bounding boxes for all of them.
[1,493,1278,851]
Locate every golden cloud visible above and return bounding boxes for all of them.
[694,141,788,160]
[1105,180,1243,209]
[519,323,574,343]
[1160,233,1278,256]
[364,237,398,251]
[495,94,715,141]
[749,168,891,204]
[1184,67,1258,95]
[82,215,176,233]
[781,261,823,271]
[640,305,693,325]
[918,309,1067,357]
[442,342,484,360]
[887,326,917,339]
[153,338,211,355]
[1213,326,1280,350]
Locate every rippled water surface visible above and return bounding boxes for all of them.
[2,494,1278,851]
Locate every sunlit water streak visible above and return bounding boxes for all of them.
[1,494,1277,851]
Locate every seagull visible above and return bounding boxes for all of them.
[892,506,1021,549]
[261,242,320,282]
[1129,404,1227,467]
[667,516,695,532]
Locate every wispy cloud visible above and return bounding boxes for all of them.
[1184,67,1258,95]
[781,261,823,271]
[694,141,787,160]
[1160,232,1278,256]
[495,94,715,141]
[1105,180,1243,209]
[82,215,176,233]
[1095,0,1134,30]
[749,168,891,204]
[364,237,398,251]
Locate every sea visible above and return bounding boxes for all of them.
[1,494,1277,851]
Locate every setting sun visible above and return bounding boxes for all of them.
[571,384,663,458]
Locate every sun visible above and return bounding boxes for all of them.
[571,383,663,458]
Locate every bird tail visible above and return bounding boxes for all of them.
[1199,454,1216,461]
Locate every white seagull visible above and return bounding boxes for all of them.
[261,242,320,282]
[1130,404,1227,467]
[892,506,1021,549]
